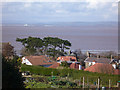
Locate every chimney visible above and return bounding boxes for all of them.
[111,55,113,61]
[86,51,90,58]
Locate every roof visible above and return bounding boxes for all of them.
[84,63,120,75]
[24,55,53,65]
[57,56,77,62]
[114,69,120,75]
[84,57,111,64]
[110,59,119,64]
[48,62,60,68]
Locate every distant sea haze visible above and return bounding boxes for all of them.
[2,22,118,54]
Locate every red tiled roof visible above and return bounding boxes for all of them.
[70,63,76,69]
[48,62,60,68]
[57,56,77,62]
[24,55,53,65]
[84,63,120,75]
[114,69,120,75]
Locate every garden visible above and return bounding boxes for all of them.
[21,65,120,88]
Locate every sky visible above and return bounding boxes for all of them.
[2,1,118,24]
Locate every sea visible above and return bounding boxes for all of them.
[2,22,118,54]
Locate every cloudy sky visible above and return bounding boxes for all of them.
[2,1,118,24]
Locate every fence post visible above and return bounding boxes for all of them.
[98,78,100,89]
[79,77,81,86]
[51,71,53,77]
[109,79,111,89]
[87,77,89,88]
[83,77,85,88]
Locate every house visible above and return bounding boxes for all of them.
[85,51,120,68]
[84,56,119,70]
[110,59,120,69]
[56,56,83,70]
[84,63,120,75]
[22,55,54,67]
[84,57,113,68]
[69,62,84,70]
[57,56,77,64]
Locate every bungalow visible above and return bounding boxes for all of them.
[22,55,54,67]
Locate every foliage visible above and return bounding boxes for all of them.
[16,36,43,55]
[2,56,24,89]
[25,81,51,88]
[16,36,71,59]
[2,43,15,58]
[73,49,87,61]
[52,80,77,87]
[60,61,69,68]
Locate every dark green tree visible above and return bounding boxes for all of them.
[16,36,72,59]
[2,56,24,89]
[16,36,43,55]
[43,37,71,58]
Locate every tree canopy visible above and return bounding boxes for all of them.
[16,36,71,59]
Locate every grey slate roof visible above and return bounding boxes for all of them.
[84,57,112,64]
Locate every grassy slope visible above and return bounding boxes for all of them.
[21,64,119,86]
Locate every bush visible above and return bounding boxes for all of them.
[60,61,69,68]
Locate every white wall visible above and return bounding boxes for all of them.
[112,64,116,69]
[92,62,96,65]
[89,62,92,66]
[79,65,82,70]
[22,57,32,65]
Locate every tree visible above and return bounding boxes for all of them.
[99,51,117,58]
[2,43,15,59]
[60,61,69,68]
[2,56,24,88]
[58,39,71,53]
[43,37,71,59]
[16,36,72,60]
[16,36,43,55]
[73,49,87,61]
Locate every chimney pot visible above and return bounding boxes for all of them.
[97,55,100,59]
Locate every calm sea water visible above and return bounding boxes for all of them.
[2,22,118,54]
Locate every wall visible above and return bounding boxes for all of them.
[22,57,32,65]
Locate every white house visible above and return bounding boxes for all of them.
[22,55,53,66]
[22,57,32,65]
